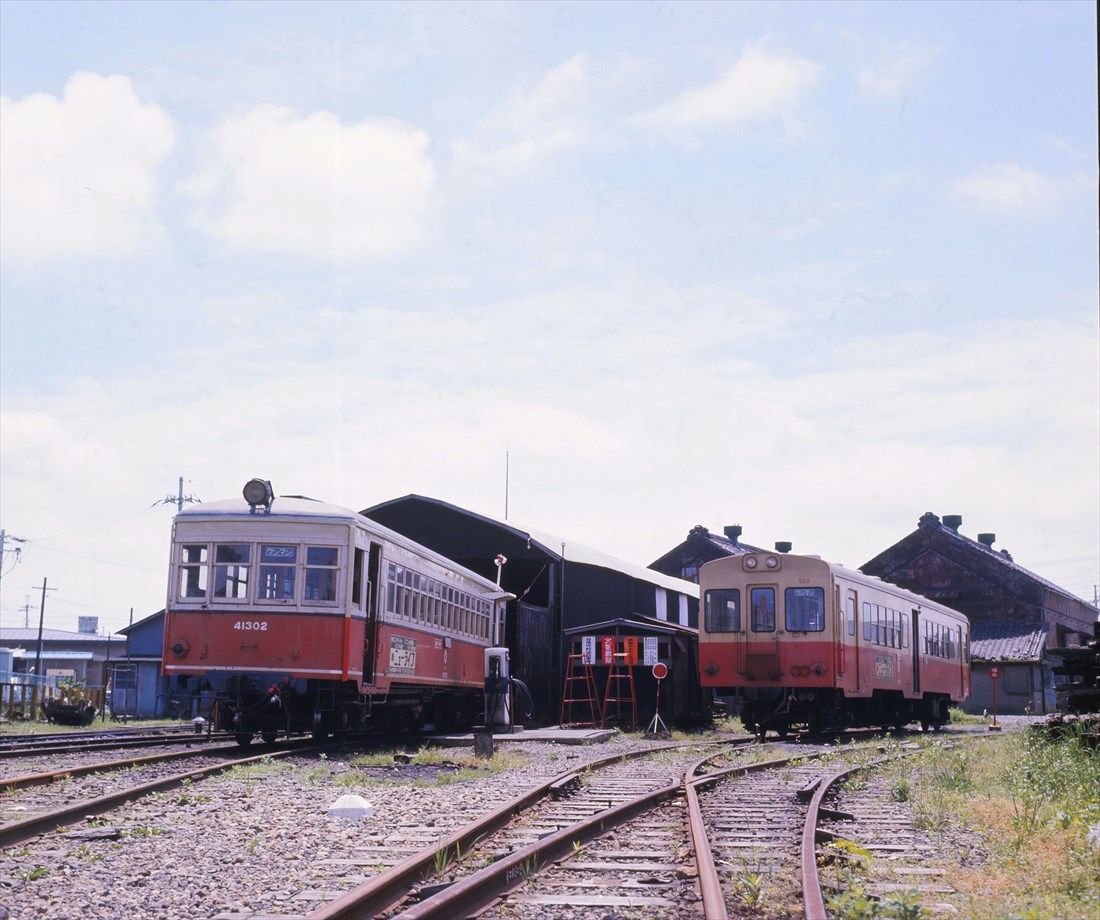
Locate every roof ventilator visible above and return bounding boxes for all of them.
[942,514,963,532]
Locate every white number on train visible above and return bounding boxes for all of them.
[233,621,269,631]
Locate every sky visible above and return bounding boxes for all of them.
[0,0,1097,635]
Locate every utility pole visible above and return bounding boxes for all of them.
[504,451,510,521]
[153,476,201,513]
[33,578,58,679]
[0,529,27,578]
[0,529,28,639]
[21,595,32,628]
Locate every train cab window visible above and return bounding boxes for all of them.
[704,589,740,632]
[846,595,856,637]
[305,547,338,602]
[179,545,209,599]
[213,544,250,600]
[785,587,825,631]
[259,545,297,601]
[750,588,775,631]
[352,548,364,609]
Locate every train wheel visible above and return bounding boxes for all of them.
[260,730,277,745]
[235,732,253,749]
[311,710,327,745]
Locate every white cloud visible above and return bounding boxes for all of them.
[949,162,1091,216]
[5,275,1097,629]
[184,105,436,260]
[634,45,819,134]
[857,44,938,100]
[450,55,599,174]
[0,73,175,264]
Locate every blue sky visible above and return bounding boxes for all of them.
[1,1,1096,632]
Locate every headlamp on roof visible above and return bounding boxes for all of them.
[243,479,274,514]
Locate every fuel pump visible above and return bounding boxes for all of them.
[484,647,511,730]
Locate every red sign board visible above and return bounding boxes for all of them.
[601,636,616,664]
[622,636,639,665]
[652,662,669,680]
[989,666,1000,680]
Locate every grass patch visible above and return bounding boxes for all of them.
[947,706,987,725]
[0,717,193,736]
[911,729,1099,918]
[351,746,529,774]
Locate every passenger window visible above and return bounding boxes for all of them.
[750,588,775,632]
[704,589,740,632]
[259,545,297,601]
[213,543,250,600]
[846,595,856,637]
[305,546,338,602]
[785,587,824,631]
[179,545,208,599]
[862,602,872,640]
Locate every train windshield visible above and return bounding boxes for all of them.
[750,587,775,631]
[704,589,740,632]
[785,587,825,631]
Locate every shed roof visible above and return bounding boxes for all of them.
[0,628,125,643]
[564,614,698,638]
[970,619,1048,662]
[363,495,699,597]
[10,649,96,661]
[118,609,165,635]
[865,513,1098,614]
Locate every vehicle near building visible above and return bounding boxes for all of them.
[698,551,971,737]
[163,480,510,746]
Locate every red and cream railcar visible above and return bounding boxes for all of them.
[163,482,508,745]
[699,552,970,737]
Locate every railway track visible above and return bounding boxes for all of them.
[337,735,971,920]
[0,729,419,849]
[0,728,235,760]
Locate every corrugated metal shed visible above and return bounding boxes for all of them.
[970,619,1048,662]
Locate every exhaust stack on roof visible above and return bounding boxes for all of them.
[977,533,996,548]
[942,514,963,532]
[723,525,742,544]
[775,541,792,554]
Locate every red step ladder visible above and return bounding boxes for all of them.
[560,654,600,727]
[600,653,637,729]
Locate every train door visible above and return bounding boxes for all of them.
[834,586,845,679]
[361,544,382,684]
[911,609,921,695]
[846,589,858,689]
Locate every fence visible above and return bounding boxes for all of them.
[1,675,107,722]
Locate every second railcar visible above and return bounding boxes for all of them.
[699,552,970,737]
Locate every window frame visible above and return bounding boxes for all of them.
[784,586,825,632]
[750,586,776,632]
[704,588,741,633]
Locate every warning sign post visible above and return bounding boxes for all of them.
[644,662,670,739]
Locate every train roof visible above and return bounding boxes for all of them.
[174,496,504,594]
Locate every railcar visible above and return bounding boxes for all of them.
[163,480,509,746]
[698,552,970,737]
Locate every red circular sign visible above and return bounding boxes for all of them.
[989,667,1000,679]
[652,662,669,680]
